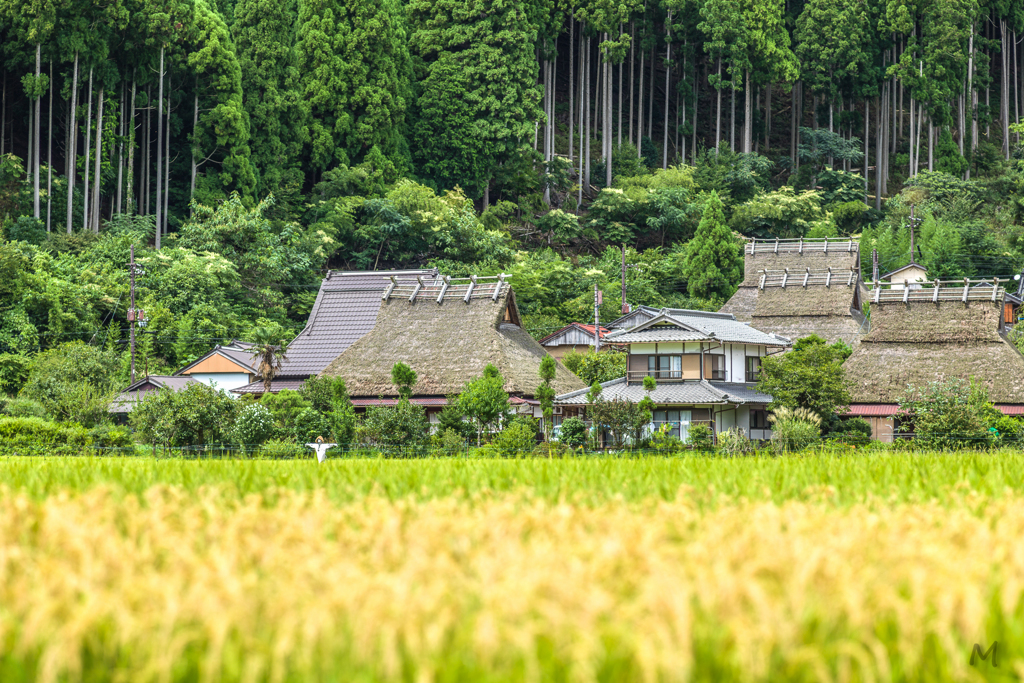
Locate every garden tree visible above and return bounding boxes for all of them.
[537,354,556,439]
[248,323,290,393]
[232,0,306,207]
[258,388,309,431]
[795,0,870,137]
[681,191,741,299]
[756,334,851,419]
[436,397,476,440]
[361,399,429,448]
[297,0,409,177]
[391,361,417,399]
[898,378,996,450]
[588,396,649,448]
[730,186,829,238]
[408,0,542,200]
[458,364,510,445]
[19,341,120,425]
[131,382,238,449]
[185,0,256,203]
[934,128,968,176]
[561,349,627,385]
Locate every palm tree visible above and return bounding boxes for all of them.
[249,325,290,394]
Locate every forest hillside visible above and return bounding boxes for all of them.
[2,0,1024,393]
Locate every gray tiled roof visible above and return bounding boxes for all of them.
[232,379,309,395]
[110,375,199,412]
[603,307,789,346]
[277,269,438,377]
[555,378,772,405]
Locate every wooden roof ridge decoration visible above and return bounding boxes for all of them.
[868,277,1006,304]
[745,237,857,255]
[757,267,858,290]
[382,273,510,304]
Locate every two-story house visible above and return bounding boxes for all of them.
[553,308,791,442]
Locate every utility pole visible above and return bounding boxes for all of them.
[618,242,626,315]
[594,284,601,351]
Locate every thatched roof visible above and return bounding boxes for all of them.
[319,280,585,398]
[844,298,1024,403]
[865,301,1002,343]
[739,239,861,287]
[721,266,867,345]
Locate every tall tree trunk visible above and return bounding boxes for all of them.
[127,76,136,214]
[92,88,104,232]
[875,95,882,210]
[791,81,799,169]
[83,66,93,233]
[663,19,671,168]
[144,86,151,216]
[864,98,869,204]
[46,61,52,232]
[909,94,915,174]
[33,44,41,219]
[190,88,198,201]
[715,56,722,151]
[66,53,78,234]
[163,70,171,233]
[638,46,645,152]
[569,16,574,160]
[1,70,5,157]
[156,47,164,248]
[1002,20,1010,159]
[691,56,697,163]
[730,77,735,151]
[743,70,752,154]
[117,82,125,213]
[617,22,623,146]
[27,98,33,183]
[578,31,586,208]
[765,83,771,150]
[606,41,613,188]
[927,116,933,172]
[647,45,654,139]
[628,22,634,148]
[585,35,591,192]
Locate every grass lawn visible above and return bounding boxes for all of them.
[0,453,1020,682]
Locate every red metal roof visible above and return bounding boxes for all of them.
[847,404,1024,416]
[846,404,900,417]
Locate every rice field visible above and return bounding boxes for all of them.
[0,453,1021,682]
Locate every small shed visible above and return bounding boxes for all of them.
[109,375,198,415]
[881,262,928,290]
[175,340,258,393]
[538,323,611,358]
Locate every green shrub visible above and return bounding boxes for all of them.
[557,416,588,447]
[88,424,132,449]
[258,439,306,459]
[259,389,310,431]
[233,403,278,446]
[0,416,92,455]
[717,426,755,456]
[651,424,684,453]
[6,216,46,245]
[769,407,822,452]
[687,424,714,451]
[432,427,466,455]
[4,397,46,418]
[292,407,334,444]
[492,416,538,456]
[360,400,429,449]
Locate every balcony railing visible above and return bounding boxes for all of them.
[626,370,726,382]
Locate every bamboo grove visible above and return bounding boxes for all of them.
[0,0,1022,236]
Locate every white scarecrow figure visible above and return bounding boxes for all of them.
[305,435,336,464]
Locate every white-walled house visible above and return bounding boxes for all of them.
[554,309,791,441]
[174,341,259,394]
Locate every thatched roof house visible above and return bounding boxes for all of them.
[844,280,1024,440]
[233,269,438,395]
[319,276,585,400]
[719,238,868,345]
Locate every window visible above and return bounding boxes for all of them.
[745,356,762,383]
[652,410,692,440]
[705,354,725,381]
[648,355,682,379]
[750,409,769,430]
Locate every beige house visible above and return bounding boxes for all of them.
[538,323,612,359]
